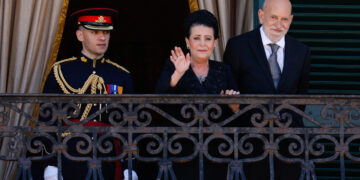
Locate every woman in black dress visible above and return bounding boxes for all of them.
[156,10,238,98]
[156,10,239,180]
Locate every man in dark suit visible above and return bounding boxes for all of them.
[223,0,311,179]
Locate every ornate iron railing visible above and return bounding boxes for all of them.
[1,94,360,180]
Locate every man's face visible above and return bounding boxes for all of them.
[258,0,293,43]
[76,27,110,59]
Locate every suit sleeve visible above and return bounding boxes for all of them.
[297,47,311,94]
[223,38,240,86]
[224,64,239,91]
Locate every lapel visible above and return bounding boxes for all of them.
[249,27,275,89]
[277,35,296,91]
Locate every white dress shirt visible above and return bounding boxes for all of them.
[260,27,285,72]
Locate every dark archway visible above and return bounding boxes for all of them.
[57,0,190,93]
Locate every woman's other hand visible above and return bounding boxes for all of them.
[221,90,240,113]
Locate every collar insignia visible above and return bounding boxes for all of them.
[81,56,87,63]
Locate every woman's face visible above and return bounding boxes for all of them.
[186,25,217,62]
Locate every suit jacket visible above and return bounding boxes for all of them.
[223,26,311,95]
[223,26,311,127]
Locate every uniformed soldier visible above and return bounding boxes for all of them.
[44,7,133,98]
[30,7,137,180]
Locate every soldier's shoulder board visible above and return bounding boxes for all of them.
[104,59,130,74]
[53,57,77,67]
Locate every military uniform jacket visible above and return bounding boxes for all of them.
[44,53,133,94]
[43,53,133,122]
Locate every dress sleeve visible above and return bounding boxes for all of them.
[155,59,176,93]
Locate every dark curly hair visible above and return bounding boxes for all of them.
[184,9,219,39]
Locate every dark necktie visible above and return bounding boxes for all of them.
[268,44,281,89]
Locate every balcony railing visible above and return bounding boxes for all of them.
[1,94,360,180]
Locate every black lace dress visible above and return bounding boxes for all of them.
[155,59,238,180]
[156,59,237,94]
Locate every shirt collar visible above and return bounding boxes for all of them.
[81,50,104,61]
[260,26,285,48]
[80,51,105,68]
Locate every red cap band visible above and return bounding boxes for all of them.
[78,15,112,23]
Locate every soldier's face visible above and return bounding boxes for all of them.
[76,27,110,58]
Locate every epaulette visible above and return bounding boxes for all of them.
[104,59,130,73]
[52,56,77,67]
